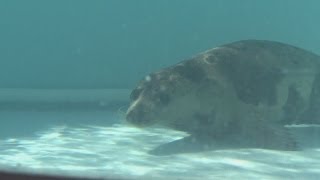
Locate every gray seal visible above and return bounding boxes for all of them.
[126,40,320,155]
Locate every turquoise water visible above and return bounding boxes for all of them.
[0,1,319,89]
[0,1,320,179]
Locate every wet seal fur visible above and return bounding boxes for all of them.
[126,40,320,155]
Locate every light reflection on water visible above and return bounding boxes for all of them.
[0,120,319,179]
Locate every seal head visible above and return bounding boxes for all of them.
[126,60,209,128]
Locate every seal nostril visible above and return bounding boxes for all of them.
[125,111,132,121]
[126,110,137,122]
[126,105,155,127]
[126,108,143,124]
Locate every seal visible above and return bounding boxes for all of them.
[126,40,320,155]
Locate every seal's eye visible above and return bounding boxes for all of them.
[130,88,142,100]
[157,93,171,105]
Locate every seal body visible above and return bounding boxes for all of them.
[126,40,320,155]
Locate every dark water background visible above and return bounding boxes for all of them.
[0,0,319,89]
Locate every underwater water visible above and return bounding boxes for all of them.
[1,0,320,179]
[1,110,320,179]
